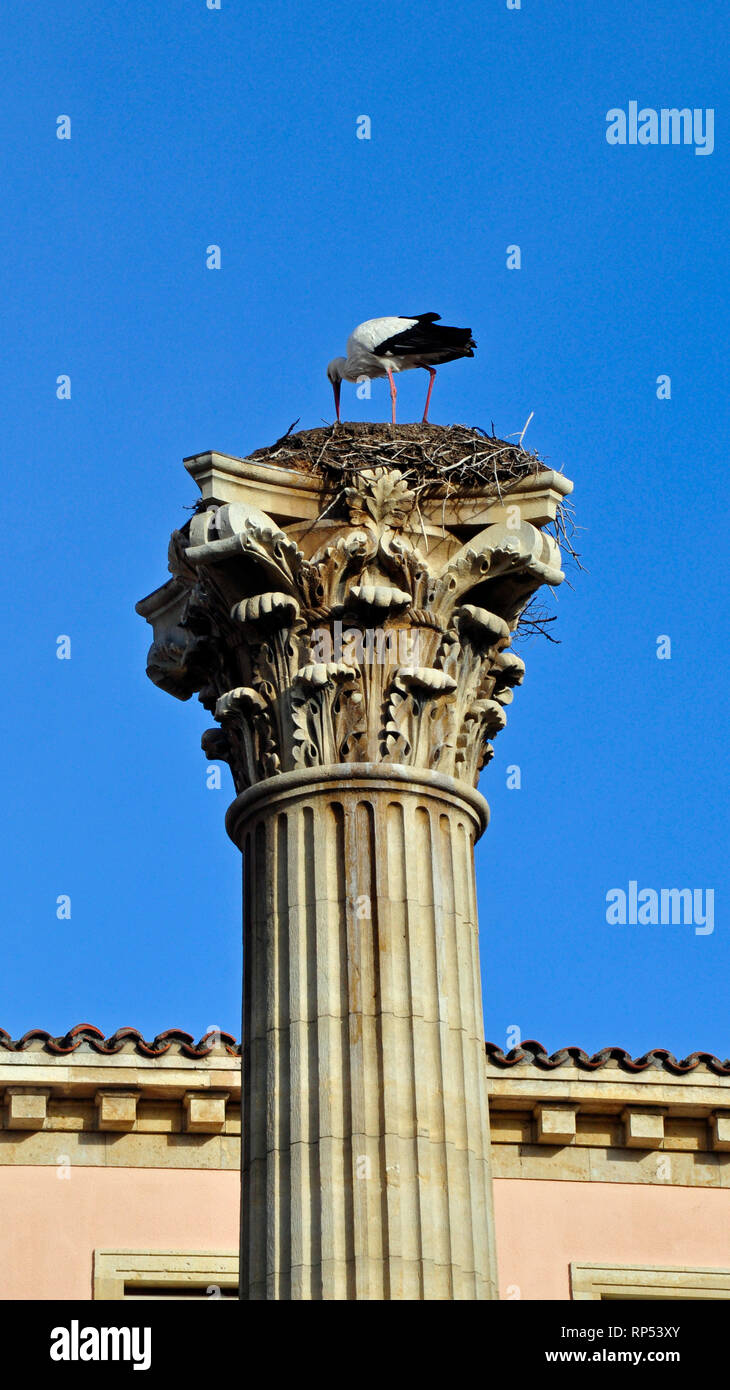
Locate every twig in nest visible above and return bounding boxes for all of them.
[270,419,300,450]
[518,411,534,448]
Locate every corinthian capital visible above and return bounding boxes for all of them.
[137,428,573,792]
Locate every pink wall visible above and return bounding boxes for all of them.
[494,1178,730,1300]
[2,1167,728,1300]
[0,1167,239,1300]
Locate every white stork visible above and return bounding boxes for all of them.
[327,313,476,424]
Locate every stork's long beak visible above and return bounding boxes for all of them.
[333,379,341,423]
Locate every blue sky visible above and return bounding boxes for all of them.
[2,0,727,1058]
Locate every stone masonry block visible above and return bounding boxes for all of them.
[5,1088,50,1130]
[183,1091,229,1133]
[623,1108,665,1149]
[534,1104,578,1145]
[96,1090,138,1131]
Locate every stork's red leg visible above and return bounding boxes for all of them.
[333,379,341,423]
[422,367,437,423]
[386,367,397,425]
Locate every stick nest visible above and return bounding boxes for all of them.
[249,421,545,493]
[252,423,580,643]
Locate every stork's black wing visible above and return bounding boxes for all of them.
[374,314,476,362]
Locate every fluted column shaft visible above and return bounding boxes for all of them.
[227,763,496,1301]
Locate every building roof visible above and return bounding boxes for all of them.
[485,1039,730,1077]
[0,1024,240,1058]
[1,1027,728,1076]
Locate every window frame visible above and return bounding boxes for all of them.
[571,1262,730,1300]
[93,1250,238,1300]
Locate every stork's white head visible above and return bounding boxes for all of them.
[326,357,346,422]
[326,357,346,384]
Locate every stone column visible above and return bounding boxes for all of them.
[137,433,572,1301]
[232,763,492,1300]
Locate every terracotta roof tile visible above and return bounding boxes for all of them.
[485,1039,730,1077]
[0,1024,240,1058]
[1,1028,725,1075]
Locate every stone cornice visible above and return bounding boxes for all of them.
[486,1056,730,1165]
[1,1049,727,1126]
[0,1051,241,1151]
[182,448,573,534]
[2,1051,730,1178]
[486,1056,730,1107]
[487,1070,730,1126]
[0,1050,239,1094]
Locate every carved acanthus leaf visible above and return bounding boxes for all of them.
[343,468,415,529]
[138,462,566,790]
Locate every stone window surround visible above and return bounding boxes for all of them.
[93,1250,238,1300]
[94,1255,730,1300]
[570,1262,730,1300]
